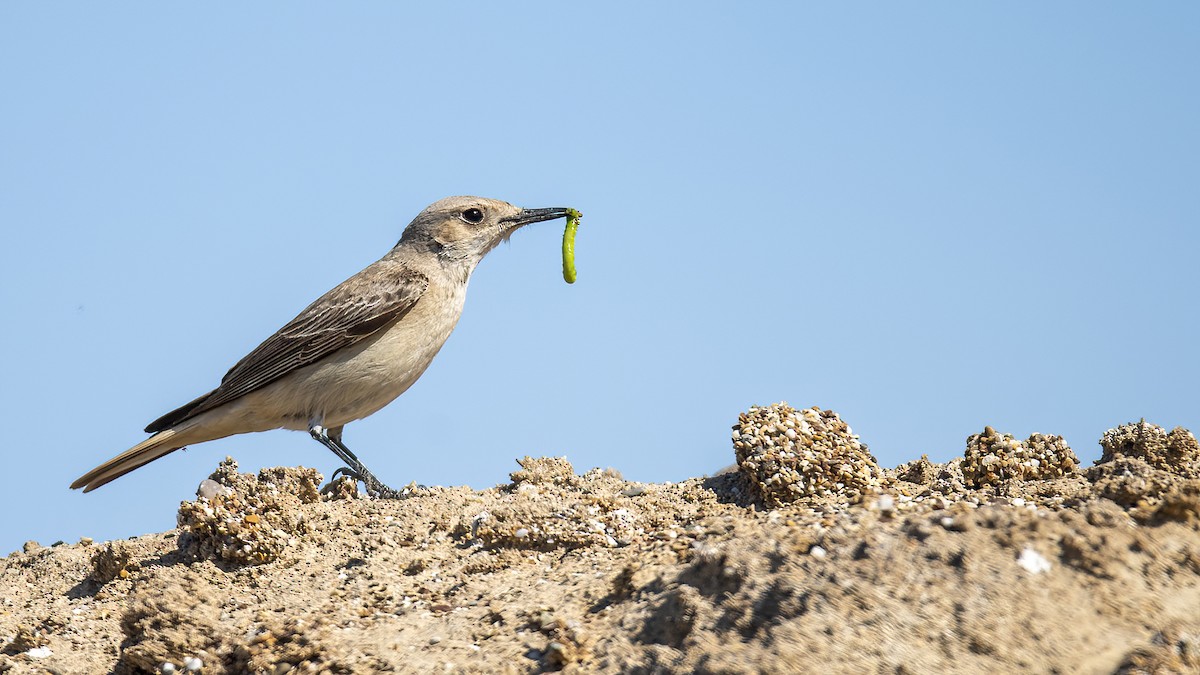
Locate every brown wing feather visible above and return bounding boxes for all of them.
[145,259,428,432]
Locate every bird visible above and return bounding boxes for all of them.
[71,196,573,497]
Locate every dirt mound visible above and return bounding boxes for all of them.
[3,414,1199,674]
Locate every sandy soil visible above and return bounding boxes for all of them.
[3,410,1199,674]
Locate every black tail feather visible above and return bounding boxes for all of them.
[144,390,215,433]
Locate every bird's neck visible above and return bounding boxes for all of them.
[386,241,478,286]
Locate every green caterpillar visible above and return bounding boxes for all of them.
[563,208,581,284]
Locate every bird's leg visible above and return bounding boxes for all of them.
[309,424,401,499]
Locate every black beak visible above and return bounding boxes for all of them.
[502,207,571,226]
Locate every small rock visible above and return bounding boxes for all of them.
[197,478,229,500]
[1017,546,1051,574]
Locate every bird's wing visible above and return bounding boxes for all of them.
[144,259,429,432]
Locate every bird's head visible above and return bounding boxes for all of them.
[397,196,570,269]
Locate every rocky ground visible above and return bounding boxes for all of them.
[3,407,1199,674]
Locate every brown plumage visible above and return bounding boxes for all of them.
[72,197,572,495]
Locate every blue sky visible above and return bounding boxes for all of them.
[2,4,1197,554]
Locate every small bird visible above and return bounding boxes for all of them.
[72,196,572,497]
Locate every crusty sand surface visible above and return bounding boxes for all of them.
[3,413,1198,674]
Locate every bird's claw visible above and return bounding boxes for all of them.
[320,465,407,499]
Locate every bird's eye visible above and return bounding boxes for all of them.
[461,208,484,224]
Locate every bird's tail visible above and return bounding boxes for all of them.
[71,428,190,493]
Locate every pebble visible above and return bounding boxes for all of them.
[26,646,52,659]
[1017,547,1052,574]
[809,545,827,559]
[197,479,229,500]
[183,656,203,672]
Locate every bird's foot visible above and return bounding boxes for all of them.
[308,424,408,498]
[322,465,417,499]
